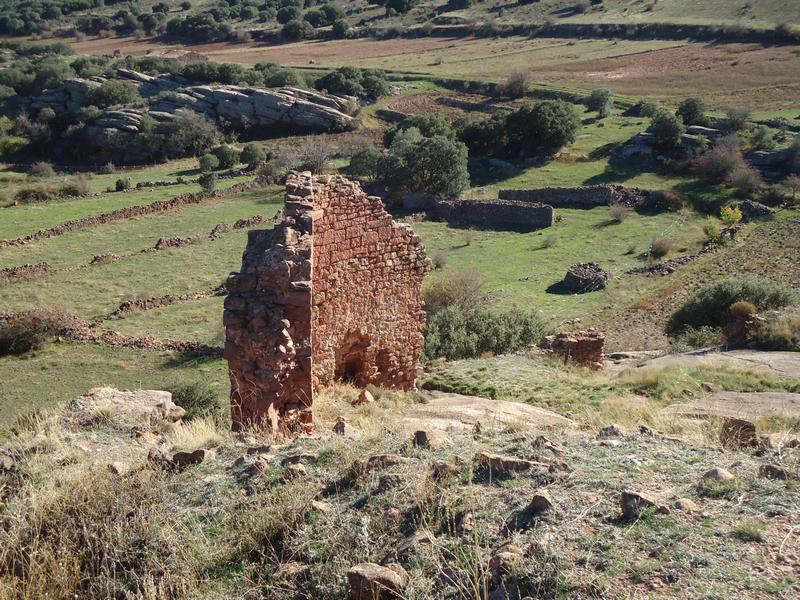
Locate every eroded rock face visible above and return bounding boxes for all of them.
[224,173,430,432]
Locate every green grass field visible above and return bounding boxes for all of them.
[0,342,228,428]
[0,76,796,430]
[416,205,708,317]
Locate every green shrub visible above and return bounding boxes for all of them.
[503,70,530,99]
[650,109,685,151]
[210,145,240,169]
[751,313,800,351]
[86,80,141,108]
[167,381,224,421]
[669,326,722,352]
[198,172,216,192]
[348,146,382,180]
[240,143,266,168]
[505,100,580,156]
[115,177,131,192]
[199,153,220,172]
[719,205,742,225]
[331,18,350,38]
[0,310,72,356]
[424,305,549,360]
[377,132,470,198]
[585,88,613,117]
[282,19,314,40]
[693,138,745,184]
[13,186,52,204]
[384,113,454,146]
[703,218,722,244]
[315,66,389,100]
[423,270,486,314]
[59,175,92,197]
[649,237,675,259]
[676,97,708,127]
[667,278,795,334]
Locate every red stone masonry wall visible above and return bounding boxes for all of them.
[224,173,430,432]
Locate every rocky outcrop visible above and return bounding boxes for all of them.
[8,69,354,133]
[149,84,354,130]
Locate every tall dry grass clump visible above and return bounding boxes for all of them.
[0,468,198,599]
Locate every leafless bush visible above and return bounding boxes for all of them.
[608,203,629,223]
[423,269,487,314]
[649,237,675,259]
[28,161,55,178]
[693,141,746,184]
[297,138,336,174]
[726,165,763,197]
[503,70,531,99]
[726,107,751,131]
[0,309,75,356]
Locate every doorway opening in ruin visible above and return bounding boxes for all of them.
[335,332,371,387]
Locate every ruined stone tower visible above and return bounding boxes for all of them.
[224,172,430,432]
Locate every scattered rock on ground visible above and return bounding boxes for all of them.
[284,463,308,480]
[333,416,347,436]
[674,498,700,513]
[353,389,375,406]
[475,452,547,475]
[401,391,574,432]
[364,454,407,472]
[171,448,207,470]
[761,432,800,451]
[720,417,759,448]
[620,490,670,519]
[759,464,794,480]
[412,429,450,450]
[597,424,625,439]
[529,489,556,514]
[702,467,735,483]
[0,449,15,472]
[347,562,408,599]
[489,543,523,578]
[391,530,436,563]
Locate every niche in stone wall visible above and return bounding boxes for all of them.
[334,331,371,387]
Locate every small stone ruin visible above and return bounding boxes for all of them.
[563,262,611,293]
[224,173,430,432]
[540,328,605,370]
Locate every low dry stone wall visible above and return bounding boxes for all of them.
[433,199,555,230]
[0,262,53,284]
[499,185,652,209]
[224,173,430,433]
[0,180,259,249]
